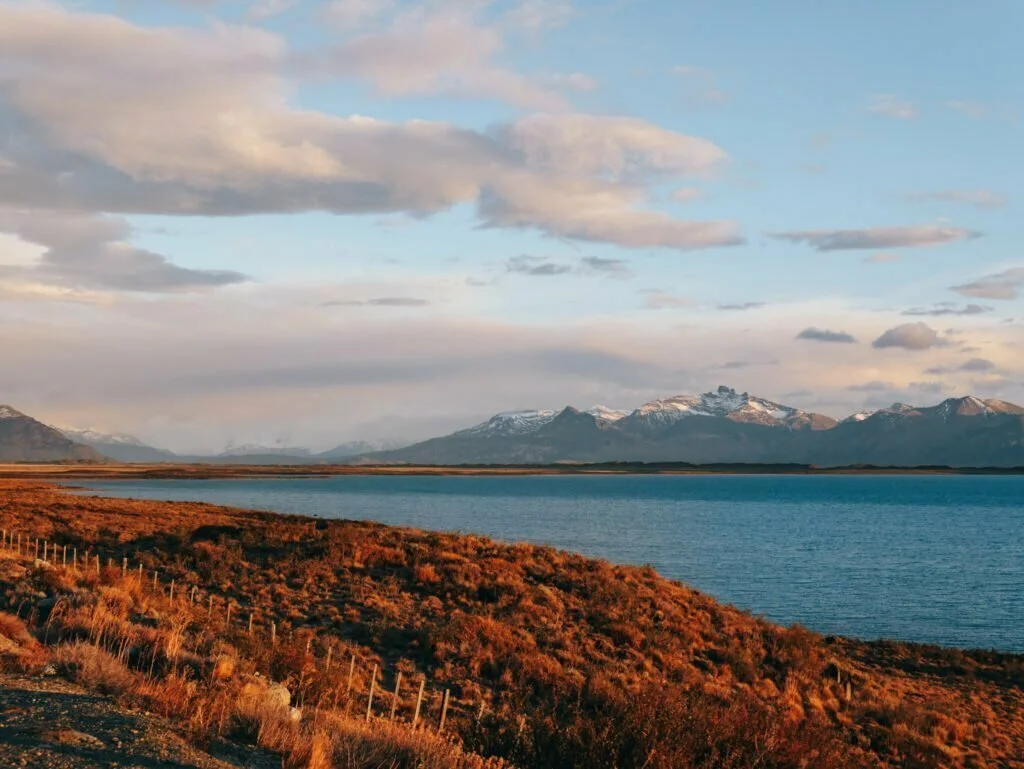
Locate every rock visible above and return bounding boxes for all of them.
[37,728,105,749]
[266,683,291,708]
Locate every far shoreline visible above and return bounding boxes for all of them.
[2,460,1024,481]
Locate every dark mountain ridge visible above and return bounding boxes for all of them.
[363,388,1024,468]
[0,407,105,463]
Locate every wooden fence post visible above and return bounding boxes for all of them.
[153,571,158,591]
[63,546,67,568]
[95,555,100,576]
[122,557,127,578]
[346,655,356,696]
[325,645,332,672]
[72,547,77,569]
[248,613,254,635]
[390,672,402,721]
[169,580,175,601]
[439,689,450,733]
[270,622,276,646]
[412,679,425,729]
[365,664,378,721]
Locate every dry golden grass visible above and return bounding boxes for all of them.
[0,479,1022,768]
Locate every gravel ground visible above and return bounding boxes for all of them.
[0,674,279,769]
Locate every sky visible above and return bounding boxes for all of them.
[0,0,1021,453]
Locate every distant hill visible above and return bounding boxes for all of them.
[0,407,105,463]
[56,427,177,463]
[361,387,1024,468]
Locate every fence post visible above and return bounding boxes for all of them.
[248,613,254,635]
[365,664,377,721]
[122,557,127,578]
[73,547,77,570]
[346,655,356,696]
[169,580,175,601]
[226,602,232,627]
[325,645,332,672]
[153,571,158,591]
[63,546,67,568]
[439,689,450,733]
[390,672,402,721]
[270,622,276,646]
[413,679,426,729]
[138,563,143,581]
[208,594,214,617]
[95,555,100,576]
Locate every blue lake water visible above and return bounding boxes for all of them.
[76,475,1024,653]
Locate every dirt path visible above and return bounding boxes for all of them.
[0,674,278,769]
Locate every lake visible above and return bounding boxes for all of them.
[76,474,1024,653]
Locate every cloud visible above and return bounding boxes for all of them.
[506,256,573,276]
[322,0,394,30]
[718,301,765,311]
[946,100,989,119]
[245,0,299,20]
[322,296,431,307]
[951,268,1024,300]
[925,358,996,375]
[907,189,1006,210]
[796,327,857,344]
[671,187,705,203]
[502,1,575,31]
[0,4,740,253]
[643,291,692,310]
[902,303,991,317]
[0,210,246,293]
[772,226,977,251]
[872,322,941,350]
[580,256,631,276]
[867,94,917,119]
[847,381,893,392]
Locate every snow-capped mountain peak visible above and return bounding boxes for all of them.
[459,410,558,437]
[586,405,629,423]
[630,386,813,428]
[57,427,148,447]
[842,410,876,423]
[0,405,25,420]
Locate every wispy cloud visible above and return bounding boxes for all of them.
[772,226,977,251]
[902,303,991,317]
[322,297,431,307]
[718,302,766,311]
[506,256,573,276]
[925,358,996,375]
[951,268,1024,300]
[867,94,917,120]
[907,189,1006,210]
[580,256,632,277]
[796,327,857,344]
[643,291,692,310]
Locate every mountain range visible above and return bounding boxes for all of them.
[360,386,1024,468]
[3,386,1023,467]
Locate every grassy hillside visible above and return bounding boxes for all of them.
[0,480,1021,768]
